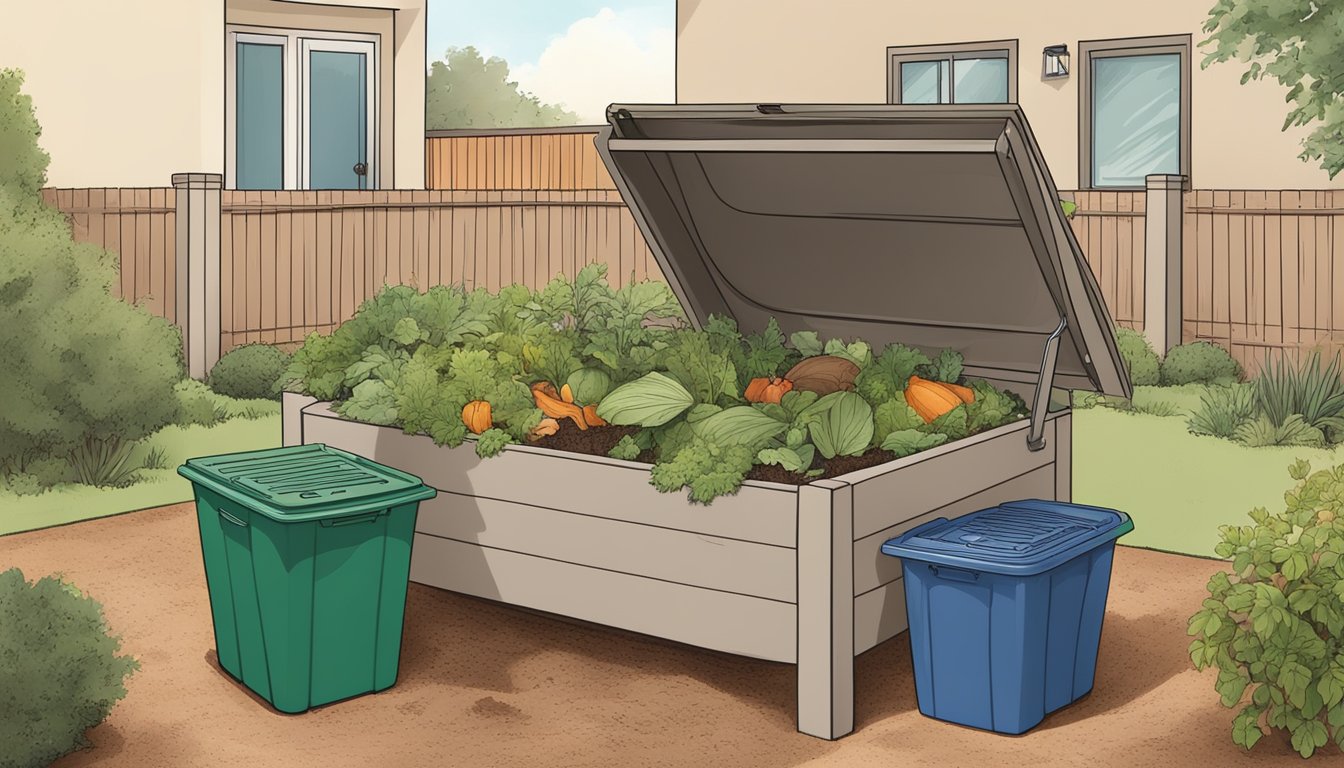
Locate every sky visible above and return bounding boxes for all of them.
[426,1,676,123]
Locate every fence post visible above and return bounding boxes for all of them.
[1143,174,1187,355]
[173,173,223,380]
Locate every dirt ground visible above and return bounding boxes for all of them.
[2,502,1326,767]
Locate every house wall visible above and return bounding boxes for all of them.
[675,0,1341,190]
[0,0,225,187]
[0,0,424,189]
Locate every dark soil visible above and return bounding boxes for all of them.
[529,421,899,483]
[529,423,640,457]
[745,447,898,485]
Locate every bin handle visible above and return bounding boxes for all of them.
[320,510,388,528]
[929,565,979,583]
[219,509,248,527]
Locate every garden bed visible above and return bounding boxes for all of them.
[286,393,1073,740]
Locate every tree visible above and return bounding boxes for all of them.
[1202,0,1344,179]
[426,46,580,130]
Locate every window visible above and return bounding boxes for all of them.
[226,27,379,190]
[1079,35,1190,189]
[887,41,1017,104]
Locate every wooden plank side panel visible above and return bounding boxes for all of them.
[1334,198,1344,347]
[846,416,1061,539]
[852,464,1058,596]
[1281,191,1301,346]
[1181,191,1198,343]
[409,535,798,663]
[414,494,797,602]
[259,191,278,343]
[163,190,177,325]
[145,188,165,317]
[315,191,333,331]
[1212,191,1230,338]
[300,404,800,547]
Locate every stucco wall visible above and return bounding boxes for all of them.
[676,0,1340,190]
[0,0,424,189]
[0,0,224,188]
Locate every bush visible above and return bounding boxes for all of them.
[1115,328,1160,386]
[207,344,291,400]
[1252,350,1344,441]
[1188,385,1256,439]
[174,379,226,426]
[0,568,138,768]
[1161,341,1242,385]
[1188,460,1344,758]
[0,70,183,481]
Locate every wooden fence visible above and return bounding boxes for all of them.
[1062,189,1344,373]
[39,187,179,325]
[41,180,1344,377]
[425,127,614,191]
[218,190,655,351]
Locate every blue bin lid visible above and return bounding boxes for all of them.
[880,500,1133,576]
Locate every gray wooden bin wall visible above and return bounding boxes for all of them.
[281,393,1071,739]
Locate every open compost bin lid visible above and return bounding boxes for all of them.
[596,104,1131,400]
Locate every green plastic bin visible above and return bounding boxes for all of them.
[178,444,436,713]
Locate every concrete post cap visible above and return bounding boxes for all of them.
[171,173,224,189]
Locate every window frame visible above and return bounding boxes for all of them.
[225,25,381,190]
[1078,34,1191,190]
[886,40,1019,105]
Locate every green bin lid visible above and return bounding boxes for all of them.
[178,444,434,520]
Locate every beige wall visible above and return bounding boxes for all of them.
[0,0,224,188]
[0,0,423,189]
[676,0,1340,190]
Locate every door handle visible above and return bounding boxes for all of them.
[353,162,368,176]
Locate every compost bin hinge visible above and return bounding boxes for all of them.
[1026,317,1067,452]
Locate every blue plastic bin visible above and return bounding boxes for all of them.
[880,499,1133,734]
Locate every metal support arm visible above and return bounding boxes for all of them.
[1027,318,1067,451]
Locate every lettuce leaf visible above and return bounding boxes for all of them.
[856,344,930,404]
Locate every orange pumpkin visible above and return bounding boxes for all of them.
[744,376,794,404]
[941,381,975,405]
[905,376,962,423]
[461,400,493,434]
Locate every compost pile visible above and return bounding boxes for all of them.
[284,266,1028,503]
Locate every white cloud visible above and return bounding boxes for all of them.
[513,8,675,123]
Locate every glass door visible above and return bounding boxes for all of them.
[300,39,376,190]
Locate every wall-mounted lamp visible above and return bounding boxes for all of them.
[1043,44,1070,79]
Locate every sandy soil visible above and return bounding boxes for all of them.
[2,502,1326,767]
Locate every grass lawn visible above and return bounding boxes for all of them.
[1073,385,1344,558]
[0,396,281,537]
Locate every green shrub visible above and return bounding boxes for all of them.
[1188,460,1344,758]
[0,69,50,201]
[0,70,182,481]
[0,568,138,768]
[24,456,72,488]
[1,472,42,497]
[1188,385,1256,439]
[1115,328,1160,386]
[174,380,225,427]
[207,344,291,400]
[1252,350,1344,441]
[1161,341,1242,385]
